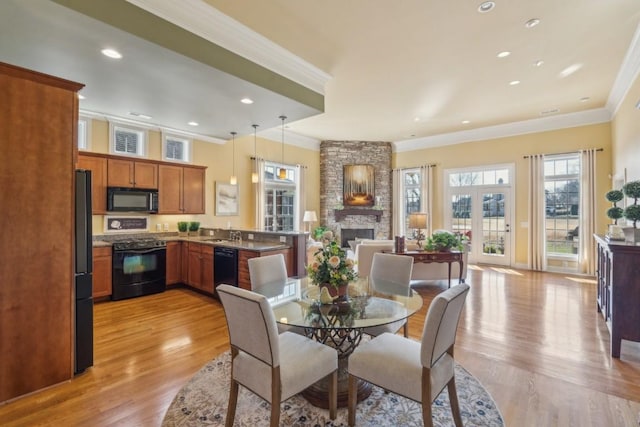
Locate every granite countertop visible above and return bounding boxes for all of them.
[94,236,289,252]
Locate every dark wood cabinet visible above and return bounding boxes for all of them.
[107,158,158,189]
[78,153,108,214]
[166,241,181,286]
[93,246,113,298]
[594,234,640,358]
[237,248,293,290]
[0,62,83,402]
[158,164,205,214]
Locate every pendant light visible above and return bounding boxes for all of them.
[251,124,259,183]
[278,115,287,180]
[229,131,237,185]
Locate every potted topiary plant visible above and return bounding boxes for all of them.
[424,231,464,252]
[605,189,625,240]
[177,221,188,237]
[188,221,200,237]
[622,180,640,242]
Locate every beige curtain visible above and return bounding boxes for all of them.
[254,158,266,230]
[392,168,404,237]
[420,164,434,235]
[528,154,546,271]
[296,165,306,231]
[578,149,597,275]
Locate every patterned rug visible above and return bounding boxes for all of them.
[162,351,504,426]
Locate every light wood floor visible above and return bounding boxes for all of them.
[1,267,640,426]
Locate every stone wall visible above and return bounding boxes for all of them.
[319,141,392,244]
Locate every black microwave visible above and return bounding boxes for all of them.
[107,187,158,213]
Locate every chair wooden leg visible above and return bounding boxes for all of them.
[348,374,358,426]
[447,378,464,427]
[328,370,338,420]
[270,366,281,427]
[422,367,433,427]
[270,397,280,427]
[403,322,408,338]
[225,379,239,427]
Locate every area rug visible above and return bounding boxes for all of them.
[162,351,504,426]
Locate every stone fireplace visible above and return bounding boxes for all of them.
[320,141,392,245]
[340,228,374,248]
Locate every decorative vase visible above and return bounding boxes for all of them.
[607,224,625,241]
[622,226,640,243]
[320,283,348,299]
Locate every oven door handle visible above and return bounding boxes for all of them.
[116,247,165,255]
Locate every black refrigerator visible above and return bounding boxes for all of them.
[75,169,94,374]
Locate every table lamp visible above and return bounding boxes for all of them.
[408,212,428,249]
[303,210,318,241]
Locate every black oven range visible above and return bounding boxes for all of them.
[111,238,167,301]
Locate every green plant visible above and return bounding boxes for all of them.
[425,231,464,252]
[623,181,640,228]
[188,221,200,232]
[177,222,188,232]
[605,189,624,225]
[312,225,328,241]
[306,232,357,290]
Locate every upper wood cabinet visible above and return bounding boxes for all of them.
[107,158,158,189]
[158,165,205,214]
[77,154,108,214]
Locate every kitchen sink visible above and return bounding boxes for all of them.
[203,238,228,243]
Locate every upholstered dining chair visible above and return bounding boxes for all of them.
[348,283,471,427]
[362,252,414,338]
[217,284,338,427]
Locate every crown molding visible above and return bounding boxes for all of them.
[126,0,331,95]
[80,109,226,144]
[259,128,321,152]
[393,108,611,153]
[606,23,640,116]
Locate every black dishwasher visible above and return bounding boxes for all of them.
[214,247,238,292]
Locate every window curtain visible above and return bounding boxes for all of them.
[528,154,546,271]
[296,165,306,231]
[420,164,434,235]
[392,168,404,237]
[578,149,597,275]
[254,158,266,230]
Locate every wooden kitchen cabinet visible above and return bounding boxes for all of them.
[93,246,112,298]
[166,241,181,286]
[107,158,158,189]
[237,248,293,290]
[181,241,189,284]
[77,153,108,214]
[158,164,205,214]
[187,243,214,294]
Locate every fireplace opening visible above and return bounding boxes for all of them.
[341,228,374,248]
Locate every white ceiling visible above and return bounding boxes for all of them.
[2,0,640,149]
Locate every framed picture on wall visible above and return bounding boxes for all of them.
[215,182,239,216]
[343,164,375,207]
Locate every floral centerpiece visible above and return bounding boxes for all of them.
[307,231,357,297]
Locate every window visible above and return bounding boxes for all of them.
[77,117,90,151]
[544,155,580,257]
[403,169,422,236]
[449,168,509,187]
[109,122,147,157]
[162,133,191,163]
[263,162,297,231]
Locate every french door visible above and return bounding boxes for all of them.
[445,166,514,266]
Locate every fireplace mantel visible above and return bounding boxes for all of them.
[334,208,383,222]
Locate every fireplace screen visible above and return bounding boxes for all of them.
[343,164,375,207]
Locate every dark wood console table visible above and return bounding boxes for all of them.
[396,250,464,288]
[594,234,640,358]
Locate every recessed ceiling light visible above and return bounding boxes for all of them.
[559,63,583,78]
[128,112,152,119]
[509,80,521,86]
[462,120,471,124]
[78,94,85,100]
[101,48,122,59]
[525,18,540,28]
[478,1,495,13]
[533,60,544,67]
[636,100,640,109]
[497,51,511,58]
[240,98,254,104]
[188,121,199,126]
[414,117,421,122]
[580,97,590,102]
